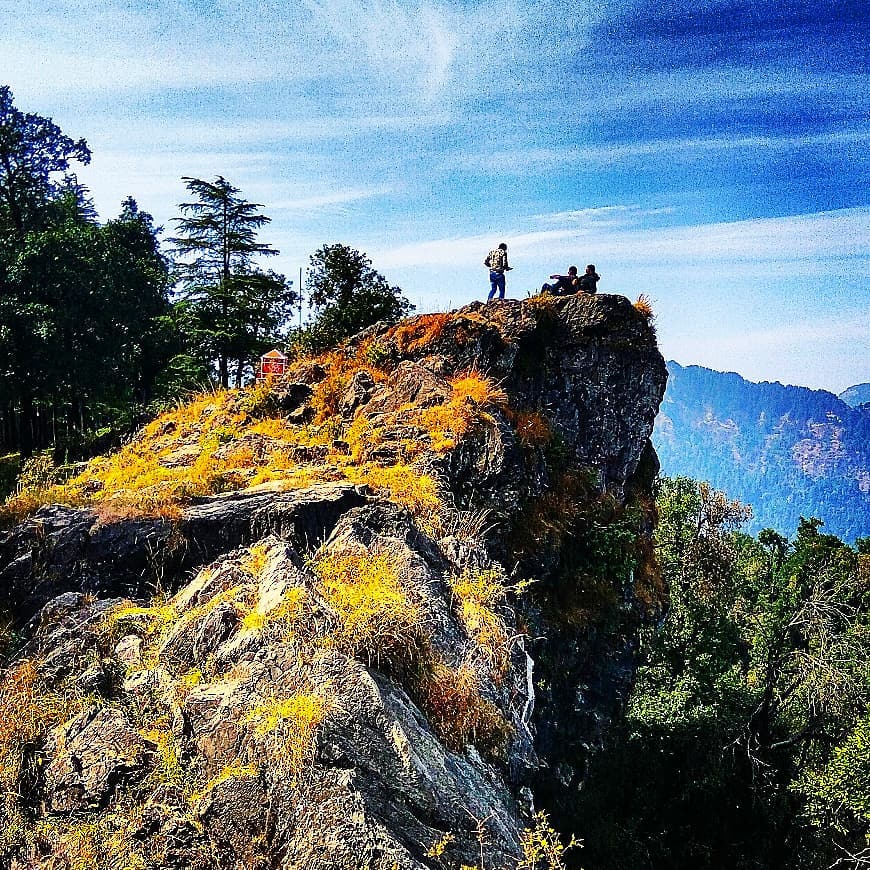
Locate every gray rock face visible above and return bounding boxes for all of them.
[386,294,666,502]
[0,482,367,625]
[0,297,666,869]
[44,705,150,812]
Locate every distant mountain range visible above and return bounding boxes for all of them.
[840,383,870,408]
[653,362,870,542]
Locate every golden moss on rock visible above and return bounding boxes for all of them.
[0,294,667,870]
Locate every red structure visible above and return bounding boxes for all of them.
[257,349,288,382]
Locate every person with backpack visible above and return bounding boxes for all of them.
[484,242,512,301]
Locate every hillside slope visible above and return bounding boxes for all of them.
[653,362,870,541]
[840,382,870,408]
[0,294,666,870]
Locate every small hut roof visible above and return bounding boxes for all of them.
[261,349,287,360]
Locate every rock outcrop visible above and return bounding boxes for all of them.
[0,294,666,869]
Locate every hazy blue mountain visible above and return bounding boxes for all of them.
[840,383,870,408]
[653,362,870,542]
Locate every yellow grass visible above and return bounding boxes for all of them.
[241,586,307,635]
[450,568,511,674]
[244,692,330,776]
[0,317,512,533]
[391,312,451,354]
[312,548,423,661]
[347,463,442,518]
[634,294,654,319]
[0,661,88,791]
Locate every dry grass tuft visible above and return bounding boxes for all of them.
[634,294,654,319]
[312,547,424,663]
[523,293,558,324]
[391,312,452,354]
[245,691,330,778]
[347,463,442,519]
[0,660,89,793]
[307,344,388,423]
[240,542,271,578]
[32,814,149,870]
[241,586,308,637]
[449,371,508,408]
[417,659,513,755]
[506,409,552,447]
[450,568,513,676]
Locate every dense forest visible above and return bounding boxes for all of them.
[0,86,410,469]
[654,362,870,542]
[580,477,870,869]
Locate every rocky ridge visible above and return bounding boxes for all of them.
[0,293,667,869]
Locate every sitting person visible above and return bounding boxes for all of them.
[578,264,600,294]
[541,265,579,295]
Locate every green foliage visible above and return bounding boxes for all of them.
[299,243,413,352]
[0,85,90,238]
[169,175,297,388]
[796,712,870,834]
[516,469,655,626]
[578,476,870,869]
[0,88,174,458]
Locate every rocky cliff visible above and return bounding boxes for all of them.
[0,293,666,870]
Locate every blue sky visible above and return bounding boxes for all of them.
[1,0,867,391]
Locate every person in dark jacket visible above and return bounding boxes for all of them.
[578,264,600,294]
[541,265,579,295]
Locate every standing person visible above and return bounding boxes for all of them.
[579,264,600,294]
[484,242,512,301]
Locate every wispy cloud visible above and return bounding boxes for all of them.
[76,115,455,153]
[455,129,870,173]
[300,0,459,101]
[374,207,870,270]
[271,186,397,212]
[533,205,677,227]
[1,0,608,106]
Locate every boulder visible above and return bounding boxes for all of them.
[44,705,150,811]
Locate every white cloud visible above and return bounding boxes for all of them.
[533,205,677,227]
[270,186,397,211]
[76,115,455,153]
[1,0,610,108]
[373,207,870,270]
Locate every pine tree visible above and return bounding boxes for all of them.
[169,176,295,387]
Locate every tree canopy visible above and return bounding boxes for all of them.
[301,243,413,352]
[0,85,90,238]
[0,88,172,458]
[577,476,870,869]
[169,176,296,388]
